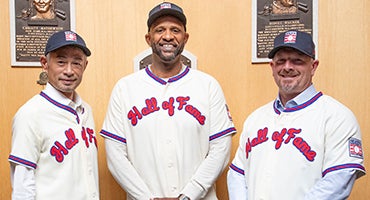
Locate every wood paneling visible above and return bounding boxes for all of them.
[1,0,369,199]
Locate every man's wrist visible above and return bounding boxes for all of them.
[178,194,190,200]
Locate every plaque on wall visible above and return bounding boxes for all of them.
[10,0,75,67]
[252,0,318,63]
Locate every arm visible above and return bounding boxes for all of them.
[180,135,232,199]
[227,169,247,200]
[10,164,36,200]
[304,100,366,199]
[105,139,153,199]
[307,100,366,199]
[304,169,356,200]
[102,83,154,199]
[9,102,41,200]
[227,114,250,200]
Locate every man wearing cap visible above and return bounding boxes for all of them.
[100,2,236,200]
[9,30,99,200]
[227,30,365,199]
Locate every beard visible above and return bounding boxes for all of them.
[279,84,297,94]
[151,42,185,62]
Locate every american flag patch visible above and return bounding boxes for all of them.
[349,138,363,158]
[284,31,297,44]
[65,31,77,41]
[160,3,171,9]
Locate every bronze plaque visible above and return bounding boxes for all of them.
[10,0,75,67]
[252,0,318,63]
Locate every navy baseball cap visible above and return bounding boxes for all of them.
[44,30,91,56]
[268,30,315,59]
[147,2,187,30]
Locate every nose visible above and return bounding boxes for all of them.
[63,63,74,75]
[282,60,294,70]
[162,29,174,41]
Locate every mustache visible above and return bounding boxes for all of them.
[278,69,299,77]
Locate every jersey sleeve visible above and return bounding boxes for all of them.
[229,117,248,176]
[100,82,127,144]
[9,103,41,169]
[208,79,236,141]
[322,101,365,178]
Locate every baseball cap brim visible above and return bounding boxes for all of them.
[268,45,313,59]
[46,43,91,56]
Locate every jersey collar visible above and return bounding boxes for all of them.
[39,83,82,123]
[274,85,323,114]
[145,65,190,85]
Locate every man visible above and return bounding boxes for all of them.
[100,2,236,200]
[9,30,99,200]
[227,30,366,199]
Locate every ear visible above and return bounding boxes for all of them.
[40,55,48,71]
[269,60,275,74]
[183,32,189,44]
[311,60,319,76]
[84,60,88,71]
[269,60,274,68]
[145,32,151,46]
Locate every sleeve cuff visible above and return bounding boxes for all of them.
[181,181,207,200]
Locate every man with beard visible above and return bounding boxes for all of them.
[100,2,236,200]
[227,30,365,199]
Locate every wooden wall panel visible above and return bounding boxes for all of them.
[1,0,369,199]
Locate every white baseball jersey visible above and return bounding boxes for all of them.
[230,92,365,200]
[101,66,236,199]
[9,83,99,200]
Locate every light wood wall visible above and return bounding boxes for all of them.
[1,0,369,199]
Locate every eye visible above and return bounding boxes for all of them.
[292,59,305,65]
[57,60,66,65]
[72,61,83,67]
[275,59,286,65]
[172,28,180,33]
[155,27,164,33]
